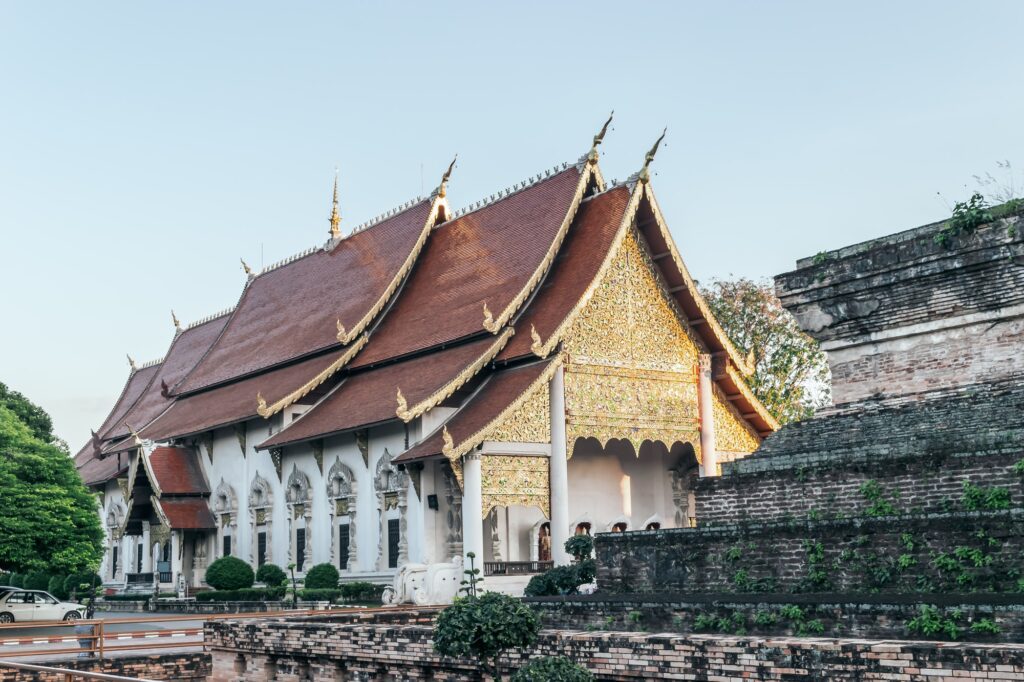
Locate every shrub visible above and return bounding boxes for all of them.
[63,572,102,600]
[255,563,287,587]
[48,574,68,600]
[8,573,24,588]
[339,581,386,602]
[205,557,255,591]
[25,571,51,591]
[298,588,341,602]
[303,563,339,590]
[907,605,961,640]
[194,587,285,602]
[564,535,593,562]
[433,592,540,672]
[511,656,593,681]
[524,560,595,598]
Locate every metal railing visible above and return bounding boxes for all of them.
[483,561,553,576]
[0,659,160,681]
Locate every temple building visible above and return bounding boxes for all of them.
[74,123,776,598]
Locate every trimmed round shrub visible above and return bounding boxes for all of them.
[205,556,255,591]
[433,592,540,668]
[47,574,68,600]
[255,563,287,587]
[564,535,593,562]
[303,563,339,590]
[25,571,51,590]
[63,572,102,600]
[512,656,594,682]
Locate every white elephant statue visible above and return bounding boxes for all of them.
[381,557,463,605]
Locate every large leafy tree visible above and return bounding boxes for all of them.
[0,381,57,445]
[0,403,103,573]
[701,278,831,424]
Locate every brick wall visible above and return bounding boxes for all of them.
[0,652,210,682]
[528,593,1024,642]
[596,510,1024,595]
[204,616,1024,681]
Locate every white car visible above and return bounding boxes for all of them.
[0,590,87,622]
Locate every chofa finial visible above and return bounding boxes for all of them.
[436,155,457,199]
[588,110,614,163]
[127,354,137,371]
[328,168,342,239]
[171,310,181,332]
[396,387,408,417]
[256,392,269,418]
[442,425,454,454]
[240,258,254,278]
[125,422,143,446]
[638,127,667,183]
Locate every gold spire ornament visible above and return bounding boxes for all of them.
[637,127,667,183]
[240,258,254,277]
[328,169,342,239]
[436,155,457,199]
[587,110,614,163]
[127,354,137,371]
[171,310,182,332]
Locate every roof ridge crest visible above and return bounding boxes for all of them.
[448,161,573,221]
[260,244,321,276]
[137,356,164,370]
[186,307,235,330]
[345,195,426,238]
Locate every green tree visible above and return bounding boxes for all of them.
[701,278,831,423]
[433,591,541,677]
[0,405,103,573]
[0,381,57,447]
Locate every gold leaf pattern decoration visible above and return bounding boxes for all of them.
[487,383,551,444]
[713,387,761,455]
[480,455,549,517]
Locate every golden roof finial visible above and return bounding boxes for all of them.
[638,127,667,183]
[240,258,254,278]
[336,318,348,344]
[442,425,454,454]
[436,155,457,199]
[396,387,408,418]
[125,422,143,446]
[126,354,137,371]
[256,392,269,418]
[482,301,497,332]
[587,110,614,163]
[328,168,342,239]
[171,309,181,332]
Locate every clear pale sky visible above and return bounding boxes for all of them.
[1,2,1021,448]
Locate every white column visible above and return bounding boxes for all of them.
[461,454,484,574]
[698,354,718,477]
[141,523,153,572]
[549,364,571,566]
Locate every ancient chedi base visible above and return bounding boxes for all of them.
[596,203,1024,646]
[73,123,774,602]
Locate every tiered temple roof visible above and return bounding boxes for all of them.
[76,143,775,488]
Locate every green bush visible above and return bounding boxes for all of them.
[8,573,24,588]
[205,556,255,591]
[255,563,287,587]
[298,588,341,602]
[339,581,386,602]
[433,592,540,671]
[47,574,68,600]
[63,572,102,600]
[511,656,593,681]
[25,571,51,590]
[303,563,339,590]
[564,535,594,562]
[524,560,596,597]
[194,587,285,602]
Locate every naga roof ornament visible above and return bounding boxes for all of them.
[587,110,614,164]
[240,258,254,278]
[328,168,342,239]
[434,155,457,199]
[127,354,137,372]
[637,127,667,183]
[171,309,182,333]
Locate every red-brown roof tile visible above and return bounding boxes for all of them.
[259,335,508,449]
[499,187,631,360]
[140,349,346,441]
[157,497,216,529]
[351,168,584,368]
[94,363,162,440]
[147,446,209,495]
[176,200,434,394]
[395,358,556,463]
[104,314,229,443]
[76,449,129,487]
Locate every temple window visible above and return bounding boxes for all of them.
[575,522,592,536]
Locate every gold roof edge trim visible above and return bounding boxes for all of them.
[256,334,370,419]
[336,197,445,345]
[396,327,515,423]
[137,447,163,498]
[640,184,754,377]
[723,362,780,432]
[483,162,601,334]
[150,494,171,528]
[530,184,644,358]
[442,354,563,463]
